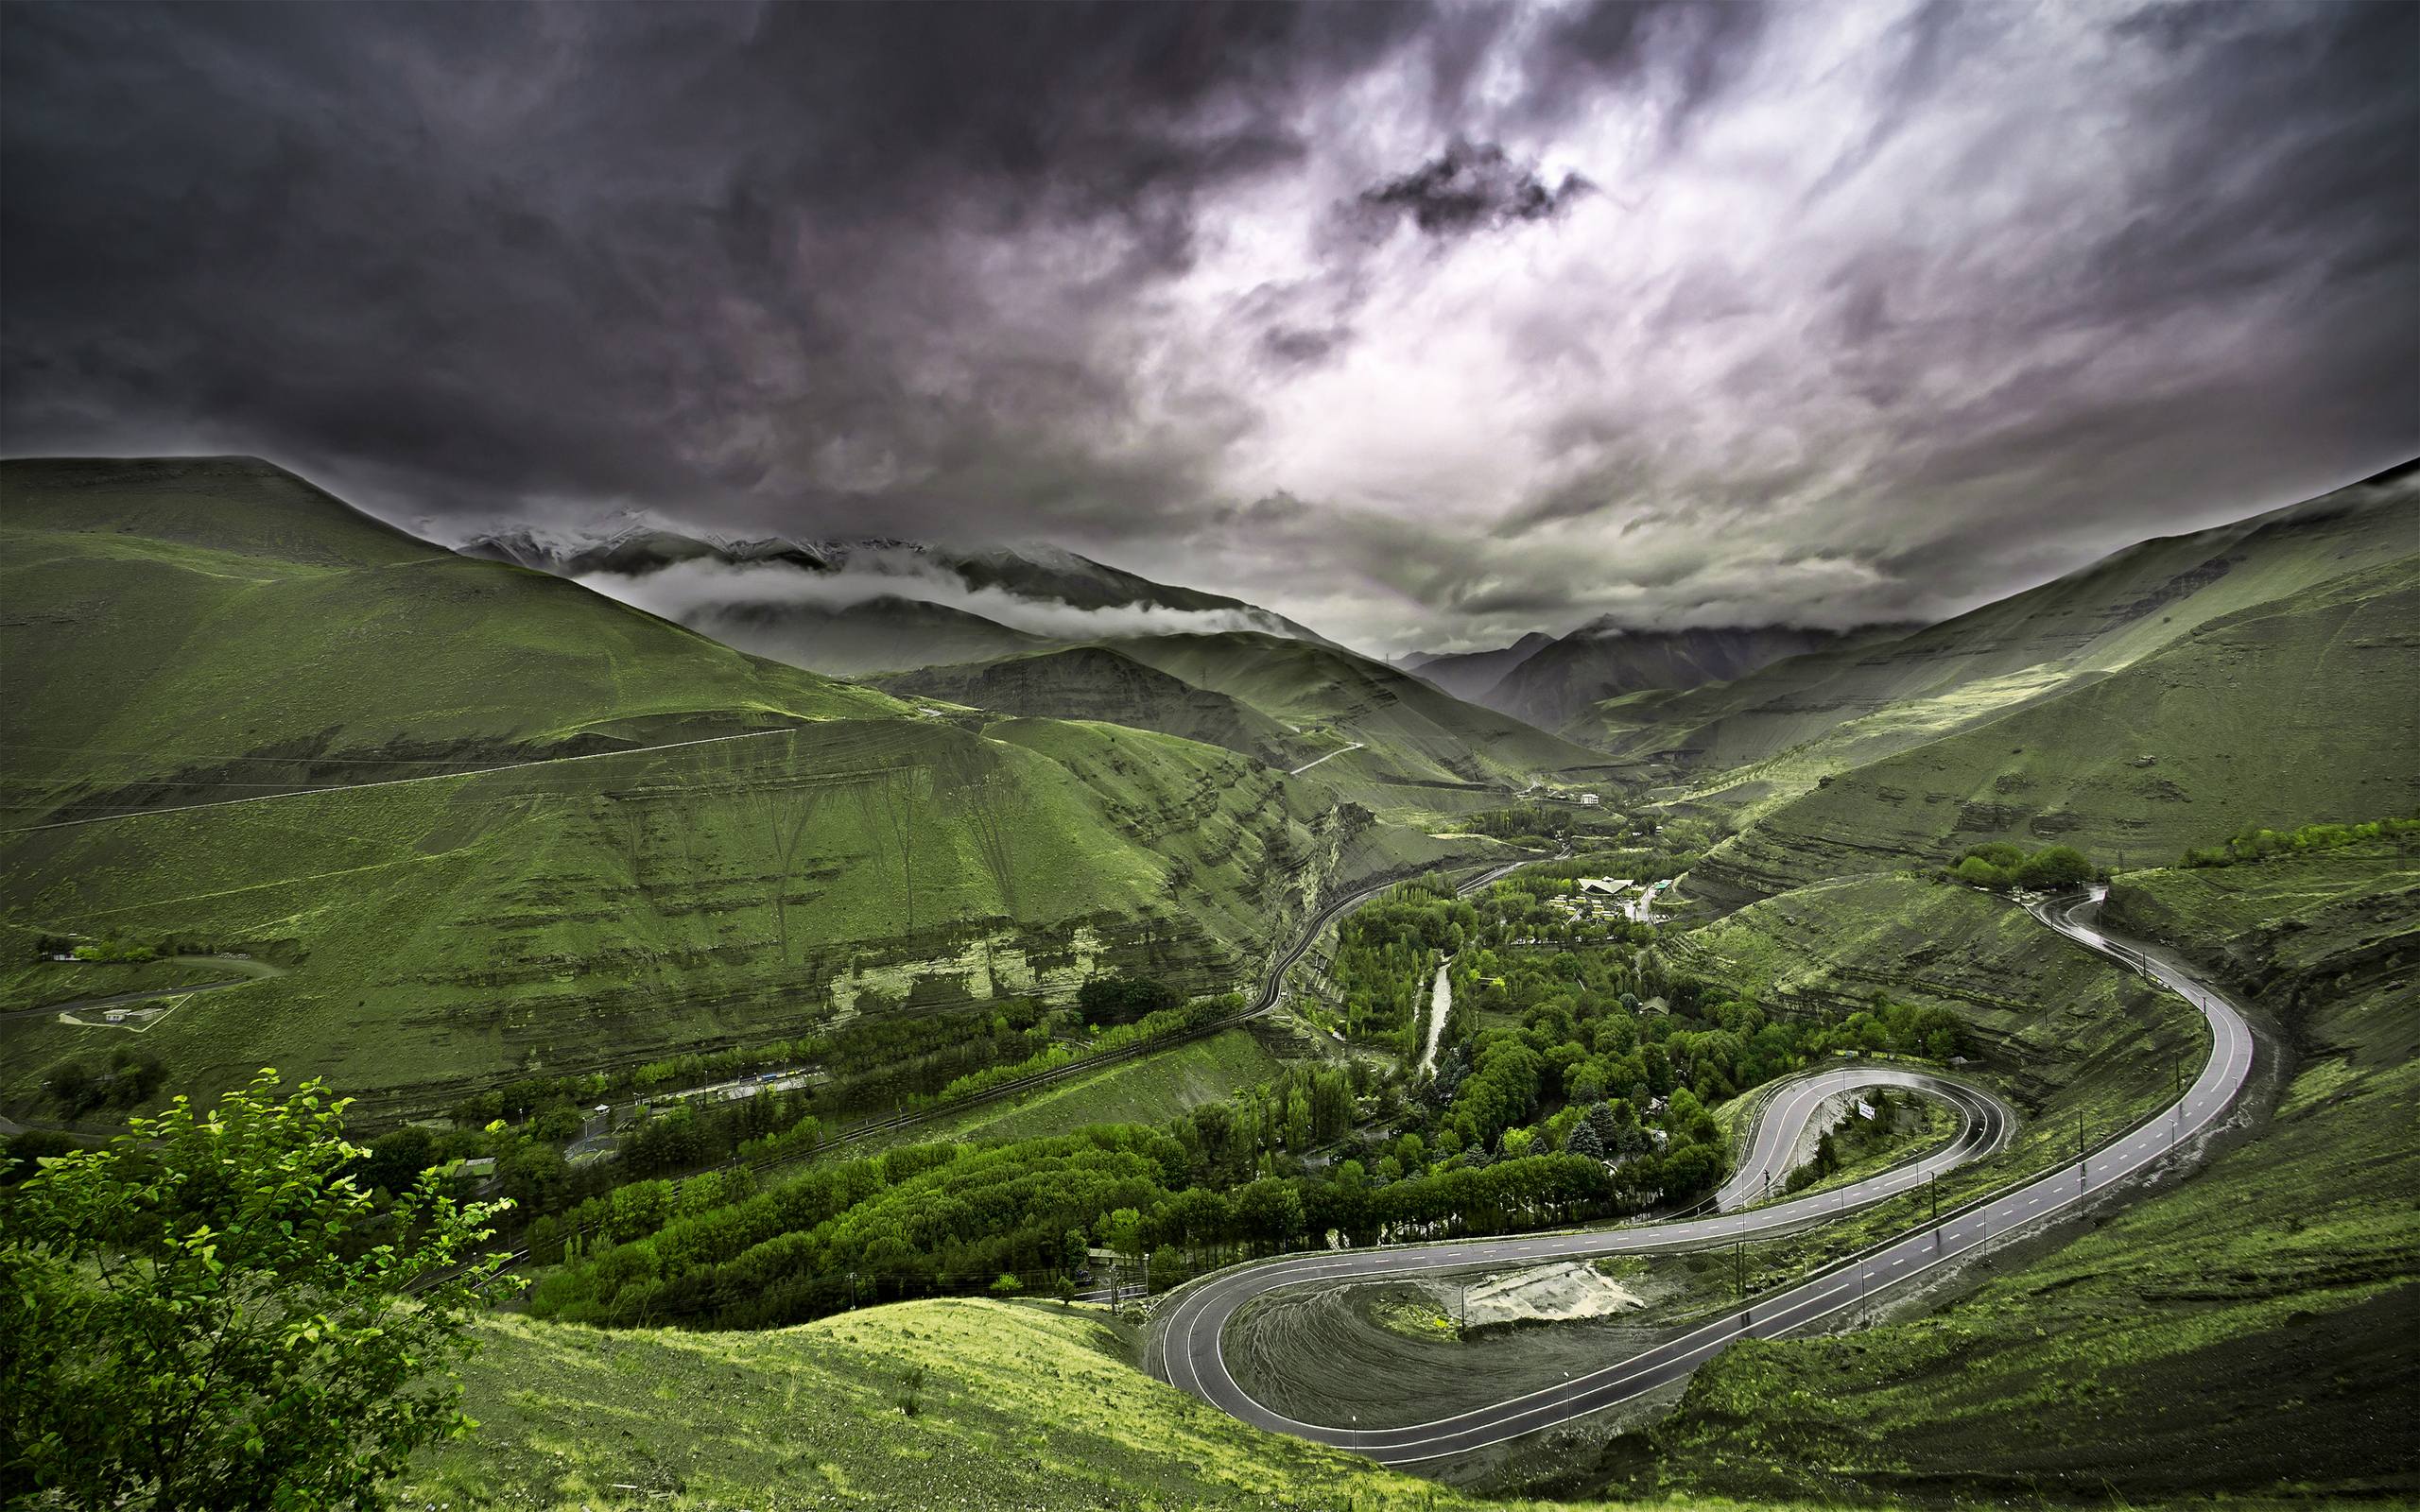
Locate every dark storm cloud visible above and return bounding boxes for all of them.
[0,0,1428,534]
[1360,140,1593,236]
[3,0,2414,654]
[1516,0,1772,145]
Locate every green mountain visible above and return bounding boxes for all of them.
[1689,548,2420,907]
[1095,630,1619,809]
[687,594,1051,678]
[0,456,901,812]
[0,458,1460,1116]
[871,645,1296,767]
[1483,622,1872,732]
[1397,630,1555,702]
[1582,461,2419,810]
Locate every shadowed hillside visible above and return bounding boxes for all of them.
[1486,623,1871,732]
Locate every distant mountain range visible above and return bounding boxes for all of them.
[455,521,1331,676]
[1400,622,1895,730]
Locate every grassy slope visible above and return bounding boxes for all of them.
[1689,553,2420,908]
[0,459,1463,1115]
[872,644,1299,768]
[1102,630,1616,800]
[1578,462,2417,813]
[903,1027,1289,1145]
[1596,845,2420,1504]
[0,458,903,809]
[404,1299,1797,1512]
[1681,874,2202,1126]
[0,714,1363,1115]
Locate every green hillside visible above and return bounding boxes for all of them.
[0,456,907,821]
[1101,630,1616,802]
[400,1301,1785,1512]
[1578,461,2419,814]
[872,644,1298,767]
[1688,553,2420,907]
[686,593,1050,678]
[0,460,1461,1118]
[1677,873,2204,1166]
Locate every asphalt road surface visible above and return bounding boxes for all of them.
[1148,886,2254,1465]
[1710,1066,2011,1213]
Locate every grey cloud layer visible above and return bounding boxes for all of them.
[4,0,2413,654]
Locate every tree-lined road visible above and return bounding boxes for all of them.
[1147,886,2254,1465]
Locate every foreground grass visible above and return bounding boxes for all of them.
[404,1299,1797,1512]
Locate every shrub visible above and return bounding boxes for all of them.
[2015,845,2094,891]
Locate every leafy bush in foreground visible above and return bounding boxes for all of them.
[0,1071,519,1510]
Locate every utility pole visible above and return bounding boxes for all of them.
[1734,1239,1743,1300]
[2076,1109,2085,1187]
[1929,1172,1938,1243]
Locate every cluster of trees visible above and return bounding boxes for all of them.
[938,993,1241,1103]
[1075,973,1178,1026]
[517,858,1985,1335]
[2179,816,2417,868]
[524,1122,1640,1332]
[1377,875,1965,1177]
[1329,876,1475,1046]
[1946,842,2096,892]
[43,1047,167,1118]
[1460,803,1637,850]
[445,993,1064,1131]
[355,1083,832,1233]
[65,937,158,962]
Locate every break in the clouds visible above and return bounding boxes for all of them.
[4,0,2414,655]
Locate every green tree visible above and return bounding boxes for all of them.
[0,1070,520,1509]
[2015,845,2094,891]
[1953,855,2011,890]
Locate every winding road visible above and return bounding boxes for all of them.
[1709,1066,2011,1213]
[1147,885,2255,1465]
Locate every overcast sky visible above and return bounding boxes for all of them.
[5,0,2414,654]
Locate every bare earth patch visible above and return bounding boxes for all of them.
[1430,1261,1648,1328]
